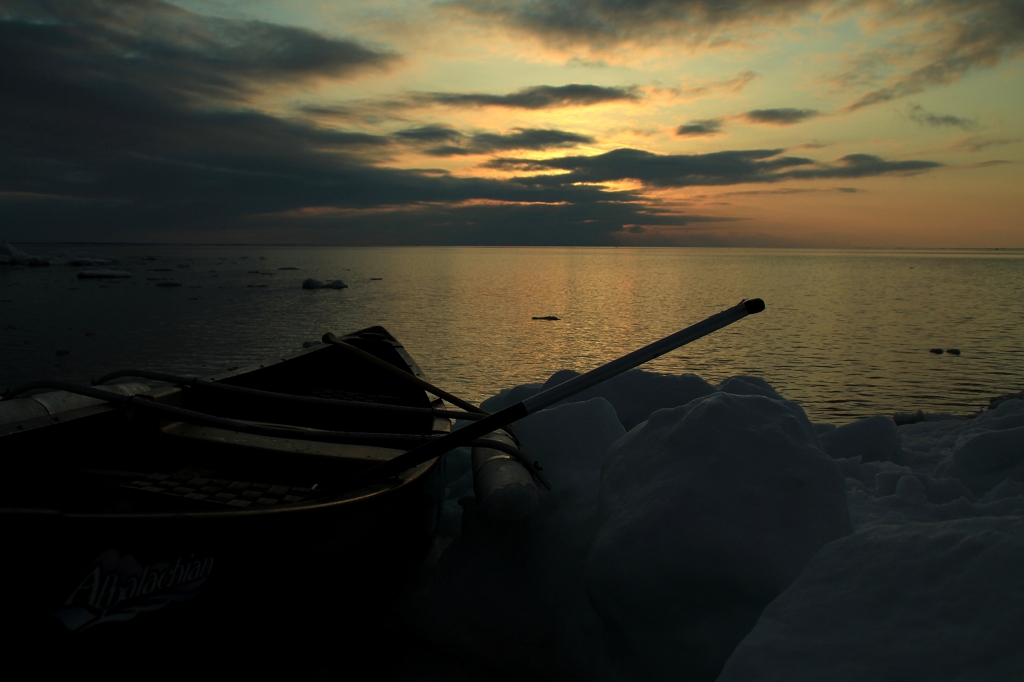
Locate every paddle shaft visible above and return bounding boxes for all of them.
[330,298,765,491]
[321,333,487,414]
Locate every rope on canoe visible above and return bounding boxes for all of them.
[0,380,542,483]
[88,369,486,422]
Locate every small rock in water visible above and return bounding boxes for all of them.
[370,277,383,281]
[946,348,961,355]
[77,269,131,279]
[929,348,944,354]
[532,315,560,321]
[154,279,182,287]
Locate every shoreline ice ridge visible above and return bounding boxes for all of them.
[400,369,1024,682]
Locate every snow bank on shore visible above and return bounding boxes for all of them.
[401,371,1024,682]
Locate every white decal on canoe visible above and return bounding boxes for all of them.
[50,549,214,630]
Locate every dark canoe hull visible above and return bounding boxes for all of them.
[0,327,447,664]
[7,465,442,636]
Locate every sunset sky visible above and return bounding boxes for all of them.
[2,0,1022,247]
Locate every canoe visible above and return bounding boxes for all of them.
[0,326,460,663]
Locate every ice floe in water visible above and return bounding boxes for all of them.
[301,278,347,289]
[77,269,131,279]
[1,242,112,267]
[401,370,1024,681]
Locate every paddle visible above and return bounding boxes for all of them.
[321,333,487,415]
[326,298,765,492]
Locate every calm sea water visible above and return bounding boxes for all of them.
[2,246,1022,422]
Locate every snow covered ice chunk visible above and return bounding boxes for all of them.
[938,399,1024,495]
[483,368,715,431]
[895,473,926,501]
[820,415,901,462]
[402,398,626,680]
[716,375,785,400]
[953,426,1024,475]
[586,392,852,681]
[718,517,1024,682]
[408,370,1022,681]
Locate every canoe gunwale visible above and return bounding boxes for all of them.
[1,325,449,520]
[0,457,438,521]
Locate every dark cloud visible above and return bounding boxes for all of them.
[1,0,396,107]
[301,84,638,123]
[952,136,1021,152]
[676,119,725,136]
[785,154,940,179]
[470,129,594,150]
[393,125,465,143]
[487,148,940,187]
[844,0,1024,110]
[428,129,595,156]
[714,187,864,196]
[0,0,949,246]
[249,200,735,246]
[487,149,815,187]
[416,84,639,109]
[390,126,594,156]
[676,71,758,98]
[0,2,714,244]
[452,1,1023,111]
[743,108,820,125]
[906,104,976,130]
[451,0,818,46]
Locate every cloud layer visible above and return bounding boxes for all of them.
[453,0,1024,112]
[0,0,959,245]
[451,0,818,46]
[415,84,640,109]
[676,119,725,136]
[743,108,820,125]
[489,149,940,188]
[906,104,976,130]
